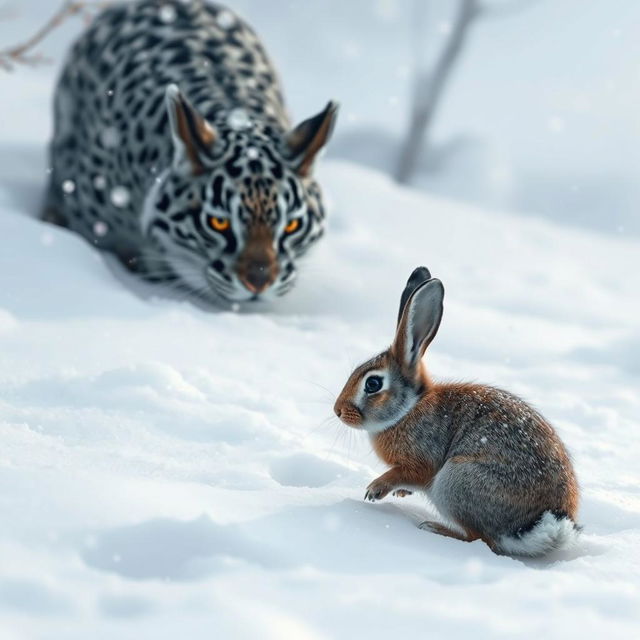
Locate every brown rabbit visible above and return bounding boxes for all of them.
[334,267,580,556]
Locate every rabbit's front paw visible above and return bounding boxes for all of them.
[364,479,393,502]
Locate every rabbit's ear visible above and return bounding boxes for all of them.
[397,266,432,325]
[393,278,444,370]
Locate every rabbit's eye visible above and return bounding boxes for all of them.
[365,375,383,394]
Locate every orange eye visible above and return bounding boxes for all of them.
[284,219,300,234]
[210,216,230,232]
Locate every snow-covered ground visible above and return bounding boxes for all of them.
[1,2,640,639]
[1,157,639,637]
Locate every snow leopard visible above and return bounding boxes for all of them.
[44,0,338,303]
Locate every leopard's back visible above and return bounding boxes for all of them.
[48,0,287,253]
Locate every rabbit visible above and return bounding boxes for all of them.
[333,267,580,556]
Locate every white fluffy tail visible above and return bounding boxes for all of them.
[496,511,580,557]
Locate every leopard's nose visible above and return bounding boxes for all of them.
[242,262,273,294]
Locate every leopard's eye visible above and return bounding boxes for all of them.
[284,219,300,234]
[210,216,230,232]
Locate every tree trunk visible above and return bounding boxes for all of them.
[395,0,479,184]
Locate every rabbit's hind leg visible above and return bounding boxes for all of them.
[427,458,504,550]
[418,520,477,542]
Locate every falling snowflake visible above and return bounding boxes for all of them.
[159,4,177,23]
[41,231,54,246]
[62,179,76,194]
[110,186,131,208]
[217,10,235,29]
[100,127,120,149]
[231,303,240,313]
[93,175,107,190]
[246,147,260,160]
[480,436,487,444]
[93,221,109,237]
[106,89,114,97]
[548,115,565,133]
[227,108,252,131]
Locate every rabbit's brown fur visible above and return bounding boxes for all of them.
[334,267,580,556]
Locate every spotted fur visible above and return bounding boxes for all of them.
[334,267,580,557]
[44,0,338,303]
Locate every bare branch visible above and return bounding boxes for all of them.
[0,1,109,72]
[395,0,479,183]
[394,0,542,183]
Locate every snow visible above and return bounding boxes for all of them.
[1,153,639,637]
[0,2,639,639]
[61,179,75,194]
[159,4,178,25]
[110,186,132,209]
[227,107,253,131]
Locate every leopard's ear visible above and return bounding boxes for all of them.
[165,84,217,175]
[285,101,339,177]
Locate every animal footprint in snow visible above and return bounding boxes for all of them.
[269,453,348,488]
